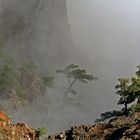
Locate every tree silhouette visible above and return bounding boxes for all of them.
[129,65,140,103]
[115,78,135,116]
[56,64,97,106]
[96,65,140,122]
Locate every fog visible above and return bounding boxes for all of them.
[0,0,140,135]
[67,0,140,115]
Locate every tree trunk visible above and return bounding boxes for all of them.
[137,96,140,104]
[124,103,128,116]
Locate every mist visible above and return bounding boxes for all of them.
[0,0,94,134]
[0,0,140,135]
[67,0,140,115]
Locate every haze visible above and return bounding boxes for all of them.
[0,0,140,135]
[66,0,140,115]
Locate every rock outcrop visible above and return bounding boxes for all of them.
[0,123,39,140]
[2,111,140,139]
[0,0,73,70]
[0,111,39,140]
[45,112,140,140]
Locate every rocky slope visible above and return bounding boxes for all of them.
[0,123,39,140]
[0,111,39,140]
[45,112,140,140]
[1,111,140,140]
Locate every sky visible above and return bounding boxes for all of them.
[66,0,140,114]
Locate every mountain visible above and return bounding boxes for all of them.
[0,0,73,72]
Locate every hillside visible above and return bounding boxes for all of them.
[1,111,140,139]
[45,112,140,140]
[0,111,39,140]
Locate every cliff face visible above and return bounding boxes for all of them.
[0,0,73,71]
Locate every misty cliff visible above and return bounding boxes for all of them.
[0,0,73,72]
[0,0,97,135]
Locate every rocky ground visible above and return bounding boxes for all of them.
[0,111,39,140]
[1,111,140,140]
[45,112,140,140]
[0,122,39,140]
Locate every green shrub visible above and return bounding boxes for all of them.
[35,127,47,138]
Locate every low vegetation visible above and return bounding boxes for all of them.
[0,39,54,112]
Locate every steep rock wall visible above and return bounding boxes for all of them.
[0,0,73,72]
